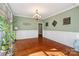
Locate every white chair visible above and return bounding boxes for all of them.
[73,40,79,52]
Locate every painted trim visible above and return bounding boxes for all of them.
[44,4,79,19]
[13,4,79,20]
[14,15,34,20]
[14,15,33,19]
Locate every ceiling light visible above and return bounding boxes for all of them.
[33,9,41,20]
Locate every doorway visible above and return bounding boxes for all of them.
[38,23,43,38]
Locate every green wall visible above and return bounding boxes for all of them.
[13,16,39,30]
[13,6,79,32]
[44,6,79,32]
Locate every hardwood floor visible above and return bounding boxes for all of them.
[14,37,79,56]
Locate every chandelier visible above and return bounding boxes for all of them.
[33,9,41,20]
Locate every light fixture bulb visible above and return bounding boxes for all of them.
[33,9,41,20]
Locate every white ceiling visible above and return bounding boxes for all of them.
[9,3,78,19]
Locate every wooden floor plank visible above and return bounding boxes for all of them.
[14,37,79,56]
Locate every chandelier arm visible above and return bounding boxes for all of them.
[33,9,41,20]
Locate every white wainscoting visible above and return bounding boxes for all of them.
[16,30,38,40]
[15,30,79,48]
[44,30,79,48]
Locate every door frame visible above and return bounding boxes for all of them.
[38,23,43,38]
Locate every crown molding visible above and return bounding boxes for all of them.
[44,4,79,19]
[14,15,33,19]
[11,4,79,20]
